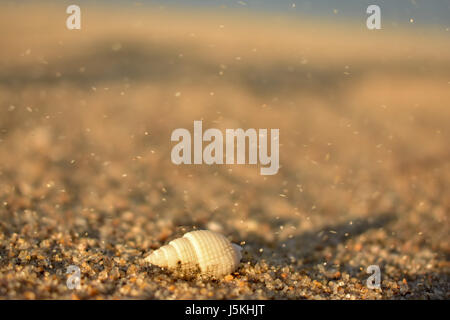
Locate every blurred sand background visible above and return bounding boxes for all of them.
[0,3,449,299]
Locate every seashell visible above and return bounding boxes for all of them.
[145,230,242,278]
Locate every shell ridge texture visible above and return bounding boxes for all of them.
[146,230,242,278]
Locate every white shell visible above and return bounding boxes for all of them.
[145,230,242,277]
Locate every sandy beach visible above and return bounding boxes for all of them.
[0,4,449,299]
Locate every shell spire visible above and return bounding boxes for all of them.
[145,230,242,278]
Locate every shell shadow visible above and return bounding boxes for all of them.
[243,212,396,267]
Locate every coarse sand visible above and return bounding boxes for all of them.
[0,5,449,299]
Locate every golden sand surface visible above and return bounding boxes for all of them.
[0,4,449,299]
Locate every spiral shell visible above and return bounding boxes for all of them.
[145,230,242,278]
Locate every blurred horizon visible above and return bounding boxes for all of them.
[64,0,450,27]
[4,1,450,25]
